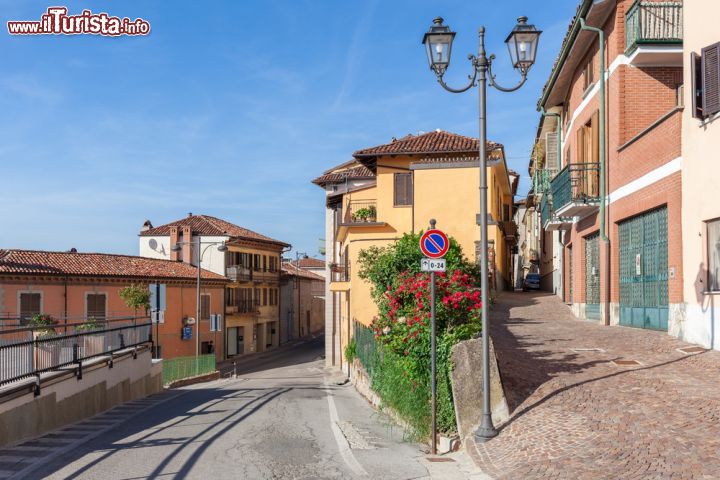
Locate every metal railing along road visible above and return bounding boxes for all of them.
[162,354,216,385]
[0,317,152,386]
[550,162,601,212]
[626,1,682,54]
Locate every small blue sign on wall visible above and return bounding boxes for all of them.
[181,326,193,340]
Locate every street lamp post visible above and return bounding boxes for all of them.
[422,16,541,442]
[172,239,228,357]
[294,251,308,339]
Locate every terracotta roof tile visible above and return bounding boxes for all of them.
[0,249,227,282]
[281,262,325,281]
[353,130,501,158]
[140,214,289,246]
[293,257,325,268]
[312,164,375,186]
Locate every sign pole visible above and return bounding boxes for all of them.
[154,284,161,359]
[419,218,448,455]
[430,268,437,455]
[429,219,437,455]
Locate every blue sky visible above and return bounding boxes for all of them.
[0,0,577,258]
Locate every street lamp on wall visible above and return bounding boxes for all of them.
[171,240,228,357]
[422,15,541,443]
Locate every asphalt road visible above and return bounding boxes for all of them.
[25,336,484,480]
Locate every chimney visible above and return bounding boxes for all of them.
[141,219,153,232]
[170,226,179,261]
[182,226,193,266]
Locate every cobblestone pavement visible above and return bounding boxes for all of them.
[468,292,720,480]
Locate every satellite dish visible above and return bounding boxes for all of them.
[148,238,158,250]
[185,317,196,325]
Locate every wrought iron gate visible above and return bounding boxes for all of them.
[585,233,601,319]
[619,207,668,330]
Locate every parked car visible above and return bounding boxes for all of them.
[523,273,541,291]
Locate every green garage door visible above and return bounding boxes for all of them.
[618,207,668,330]
[585,233,600,320]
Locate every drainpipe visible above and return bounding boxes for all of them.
[579,18,610,326]
[540,107,563,300]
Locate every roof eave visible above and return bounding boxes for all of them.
[537,0,595,111]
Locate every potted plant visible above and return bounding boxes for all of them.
[29,314,59,370]
[354,207,372,222]
[77,317,105,356]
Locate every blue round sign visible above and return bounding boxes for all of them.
[420,229,449,259]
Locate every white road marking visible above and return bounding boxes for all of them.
[324,381,368,477]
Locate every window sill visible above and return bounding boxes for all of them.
[581,82,596,100]
[702,291,720,296]
[696,111,720,127]
[393,205,413,208]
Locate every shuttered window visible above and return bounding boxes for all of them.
[263,288,268,306]
[708,219,720,292]
[86,293,106,319]
[201,294,211,320]
[19,292,41,324]
[702,42,720,117]
[545,131,559,172]
[394,173,413,206]
[254,288,261,306]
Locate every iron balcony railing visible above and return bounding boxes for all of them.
[625,1,683,54]
[226,265,252,282]
[550,162,601,213]
[226,267,279,283]
[225,300,259,315]
[499,221,518,241]
[540,193,552,226]
[331,263,350,282]
[533,168,556,197]
[0,317,152,386]
[343,200,377,224]
[253,270,280,284]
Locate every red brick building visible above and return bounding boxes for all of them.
[0,249,228,361]
[532,0,683,331]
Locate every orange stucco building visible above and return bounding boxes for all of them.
[0,249,228,362]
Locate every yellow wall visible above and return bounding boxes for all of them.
[332,154,514,334]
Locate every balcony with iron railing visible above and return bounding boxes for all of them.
[625,1,682,64]
[341,200,380,226]
[253,270,280,284]
[226,265,252,282]
[225,300,259,315]
[226,266,279,284]
[550,162,601,218]
[533,168,556,198]
[540,193,573,232]
[330,263,350,283]
[499,221,518,242]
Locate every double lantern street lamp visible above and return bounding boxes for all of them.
[422,16,541,442]
[171,239,228,357]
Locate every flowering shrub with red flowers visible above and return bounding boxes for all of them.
[356,232,482,437]
[370,269,481,359]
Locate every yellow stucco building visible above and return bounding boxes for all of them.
[313,130,518,369]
